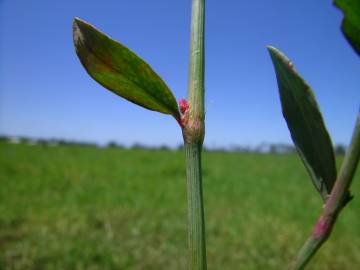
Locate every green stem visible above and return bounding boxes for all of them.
[187,0,205,121]
[290,111,360,270]
[185,142,207,270]
[182,0,206,269]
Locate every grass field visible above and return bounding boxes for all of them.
[0,141,359,270]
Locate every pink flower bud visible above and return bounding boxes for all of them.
[179,98,189,114]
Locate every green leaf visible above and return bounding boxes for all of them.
[267,46,337,200]
[334,0,360,56]
[73,18,180,119]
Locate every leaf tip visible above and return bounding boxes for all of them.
[266,45,279,56]
[72,17,84,31]
[267,46,296,71]
[266,45,276,52]
[267,46,287,62]
[72,17,84,47]
[72,18,94,48]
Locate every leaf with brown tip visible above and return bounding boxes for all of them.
[73,18,180,120]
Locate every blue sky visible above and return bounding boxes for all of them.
[1,0,359,147]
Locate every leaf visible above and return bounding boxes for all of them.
[73,18,180,119]
[267,46,337,200]
[334,0,360,56]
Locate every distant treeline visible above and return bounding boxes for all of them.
[0,135,347,155]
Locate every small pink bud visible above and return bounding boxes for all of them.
[179,98,189,114]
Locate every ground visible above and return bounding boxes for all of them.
[0,142,359,269]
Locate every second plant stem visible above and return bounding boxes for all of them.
[183,0,206,269]
[290,111,360,270]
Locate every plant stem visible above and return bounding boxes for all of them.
[182,0,206,269]
[187,0,205,121]
[185,142,207,270]
[290,111,360,270]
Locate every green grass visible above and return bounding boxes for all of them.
[0,142,359,270]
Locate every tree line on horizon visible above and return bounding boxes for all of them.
[0,135,347,155]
